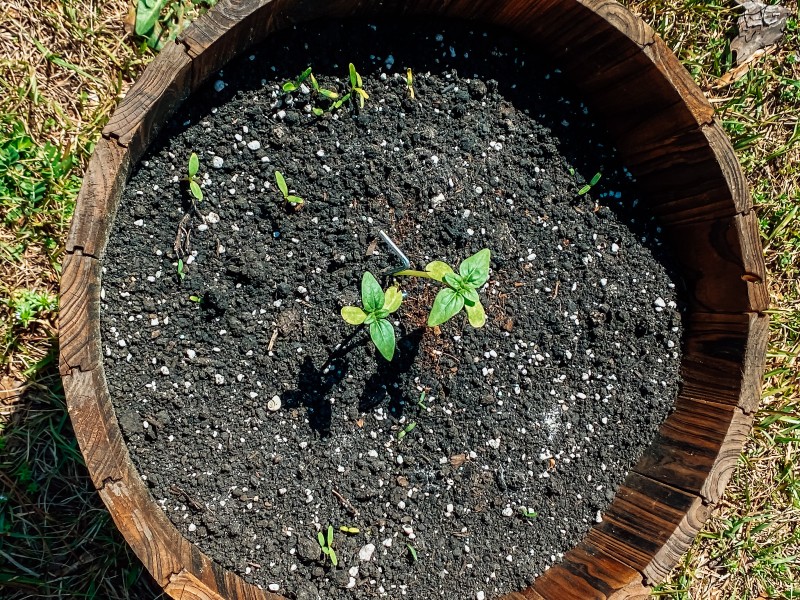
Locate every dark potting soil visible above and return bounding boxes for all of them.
[101,19,685,600]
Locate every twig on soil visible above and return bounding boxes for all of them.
[169,484,205,512]
[551,280,560,299]
[267,329,279,352]
[331,487,359,517]
[174,213,192,259]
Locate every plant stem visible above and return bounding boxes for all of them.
[394,269,437,280]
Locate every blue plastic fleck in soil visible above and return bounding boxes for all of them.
[273,231,280,238]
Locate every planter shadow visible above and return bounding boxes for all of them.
[59,0,769,598]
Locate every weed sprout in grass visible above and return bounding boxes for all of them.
[341,272,402,361]
[274,170,304,206]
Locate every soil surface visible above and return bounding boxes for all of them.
[101,19,684,600]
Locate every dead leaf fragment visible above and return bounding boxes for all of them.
[450,453,467,467]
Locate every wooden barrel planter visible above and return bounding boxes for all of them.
[59,0,769,598]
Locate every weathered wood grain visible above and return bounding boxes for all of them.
[662,211,769,313]
[526,540,650,599]
[62,0,770,598]
[59,252,101,375]
[65,138,130,258]
[681,312,770,412]
[634,397,754,504]
[103,40,193,165]
[587,472,710,584]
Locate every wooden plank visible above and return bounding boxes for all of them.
[586,472,710,584]
[525,540,650,599]
[65,137,130,258]
[59,252,101,375]
[681,312,770,412]
[661,211,769,313]
[62,368,129,487]
[643,36,715,127]
[103,40,193,165]
[634,397,754,503]
[99,466,196,587]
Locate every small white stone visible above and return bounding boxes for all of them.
[316,149,325,157]
[611,243,620,253]
[382,538,393,547]
[133,219,144,227]
[346,578,356,589]
[595,510,603,523]
[206,211,220,224]
[214,374,225,384]
[118,339,127,348]
[197,223,208,232]
[186,349,196,359]
[477,592,486,600]
[247,140,261,151]
[432,192,445,206]
[654,297,667,308]
[359,543,376,561]
[268,395,281,411]
[502,507,513,517]
[188,523,197,532]
[160,366,169,375]
[268,584,280,592]
[212,156,224,169]
[349,566,359,577]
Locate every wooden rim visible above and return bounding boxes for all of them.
[59,1,769,598]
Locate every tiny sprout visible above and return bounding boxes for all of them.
[349,63,369,108]
[282,66,312,92]
[341,272,402,361]
[406,68,415,100]
[396,421,417,441]
[176,259,186,281]
[274,170,304,206]
[407,543,418,562]
[309,72,339,100]
[189,295,201,303]
[417,391,427,410]
[578,171,602,196]
[519,507,538,519]
[339,525,360,534]
[187,152,203,201]
[317,525,338,567]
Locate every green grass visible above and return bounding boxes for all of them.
[0,0,798,598]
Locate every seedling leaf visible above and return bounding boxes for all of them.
[383,286,402,313]
[275,170,288,197]
[341,306,367,325]
[282,81,297,92]
[428,287,465,327]
[361,272,384,313]
[464,299,486,328]
[590,172,602,185]
[135,0,166,36]
[317,531,325,547]
[327,525,334,546]
[424,260,454,282]
[370,319,395,361]
[577,184,591,195]
[312,107,324,116]
[407,543,418,562]
[329,548,338,567]
[349,63,358,88]
[459,248,490,287]
[319,88,339,99]
[189,180,203,201]
[188,152,199,177]
[286,195,304,205]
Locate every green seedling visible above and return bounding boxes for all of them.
[282,67,312,92]
[186,152,203,201]
[309,72,339,101]
[417,391,428,410]
[177,259,186,281]
[274,170,304,206]
[396,421,417,441]
[5,290,57,328]
[317,525,338,567]
[348,63,369,108]
[519,507,538,519]
[407,543,418,562]
[341,272,402,361]
[397,249,490,328]
[577,171,602,196]
[339,525,360,534]
[189,295,202,303]
[406,68,415,100]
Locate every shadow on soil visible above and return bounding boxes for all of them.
[282,327,423,436]
[0,342,164,600]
